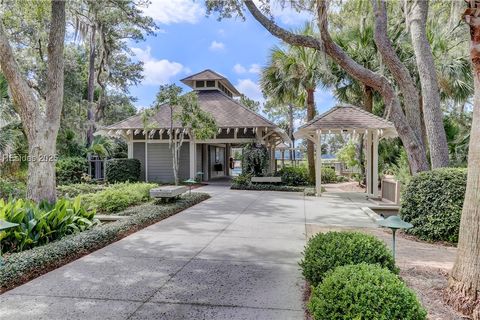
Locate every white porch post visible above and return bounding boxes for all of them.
[366,129,373,197]
[372,130,379,197]
[145,134,149,182]
[271,145,276,173]
[189,140,196,179]
[315,130,322,196]
[127,131,133,159]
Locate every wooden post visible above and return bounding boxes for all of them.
[316,130,322,196]
[366,129,372,197]
[372,130,379,197]
[189,140,196,179]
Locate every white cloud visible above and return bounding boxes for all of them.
[234,63,261,74]
[131,46,187,85]
[236,78,264,102]
[209,41,225,51]
[233,63,247,74]
[248,64,261,74]
[141,0,204,24]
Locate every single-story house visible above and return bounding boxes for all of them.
[98,69,290,182]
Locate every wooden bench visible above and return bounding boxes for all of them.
[150,186,187,202]
[251,176,282,183]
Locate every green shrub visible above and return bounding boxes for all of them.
[0,178,25,200]
[0,192,210,291]
[232,173,252,186]
[321,167,337,183]
[300,231,397,286]
[309,263,426,320]
[400,168,467,243]
[231,183,306,192]
[0,197,98,253]
[335,175,349,183]
[57,183,106,198]
[105,158,141,183]
[242,143,269,176]
[277,166,309,186]
[56,157,88,185]
[81,182,157,213]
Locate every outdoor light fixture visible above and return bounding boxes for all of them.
[0,220,19,266]
[377,216,413,262]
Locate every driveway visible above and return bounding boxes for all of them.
[0,185,375,320]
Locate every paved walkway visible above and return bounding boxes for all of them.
[0,186,375,320]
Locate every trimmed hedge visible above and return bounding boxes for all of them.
[56,157,88,185]
[105,158,141,183]
[81,182,157,213]
[308,263,427,320]
[321,167,337,183]
[400,168,467,243]
[277,166,309,186]
[300,231,397,286]
[0,192,210,292]
[231,183,307,192]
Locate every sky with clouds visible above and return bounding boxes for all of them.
[129,0,337,117]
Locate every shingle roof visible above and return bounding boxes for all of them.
[104,90,276,130]
[298,104,395,131]
[180,69,241,96]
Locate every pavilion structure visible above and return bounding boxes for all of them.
[294,104,397,197]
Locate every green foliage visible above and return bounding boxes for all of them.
[231,173,252,186]
[0,197,98,253]
[308,263,427,320]
[0,192,210,291]
[277,166,309,186]
[105,158,141,183]
[231,183,307,192]
[0,178,25,200]
[57,183,106,198]
[56,157,88,185]
[321,167,337,183]
[336,141,359,168]
[81,182,157,213]
[391,149,412,187]
[242,143,269,176]
[400,168,467,243]
[300,231,397,286]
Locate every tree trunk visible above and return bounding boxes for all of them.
[243,0,429,174]
[0,0,65,203]
[447,5,480,317]
[306,88,315,183]
[86,24,96,147]
[408,0,449,168]
[371,0,425,147]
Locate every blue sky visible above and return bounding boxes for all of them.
[128,0,337,120]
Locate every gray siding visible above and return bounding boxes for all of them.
[146,143,190,183]
[196,144,203,173]
[132,142,146,181]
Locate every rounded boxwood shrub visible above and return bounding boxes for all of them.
[400,168,467,243]
[300,231,397,286]
[321,167,337,183]
[56,157,88,185]
[105,158,141,183]
[308,263,427,320]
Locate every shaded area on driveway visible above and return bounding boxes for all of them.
[1,186,377,320]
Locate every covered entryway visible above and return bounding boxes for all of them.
[294,104,397,197]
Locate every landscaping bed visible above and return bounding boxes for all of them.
[0,192,210,293]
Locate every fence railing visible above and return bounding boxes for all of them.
[381,176,401,204]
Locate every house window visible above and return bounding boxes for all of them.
[196,80,205,88]
[206,80,215,87]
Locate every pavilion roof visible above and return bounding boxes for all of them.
[295,104,396,139]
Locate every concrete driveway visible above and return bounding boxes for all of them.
[0,185,375,320]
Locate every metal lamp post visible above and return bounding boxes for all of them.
[0,220,19,266]
[377,216,413,262]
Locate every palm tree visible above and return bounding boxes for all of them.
[260,24,324,182]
